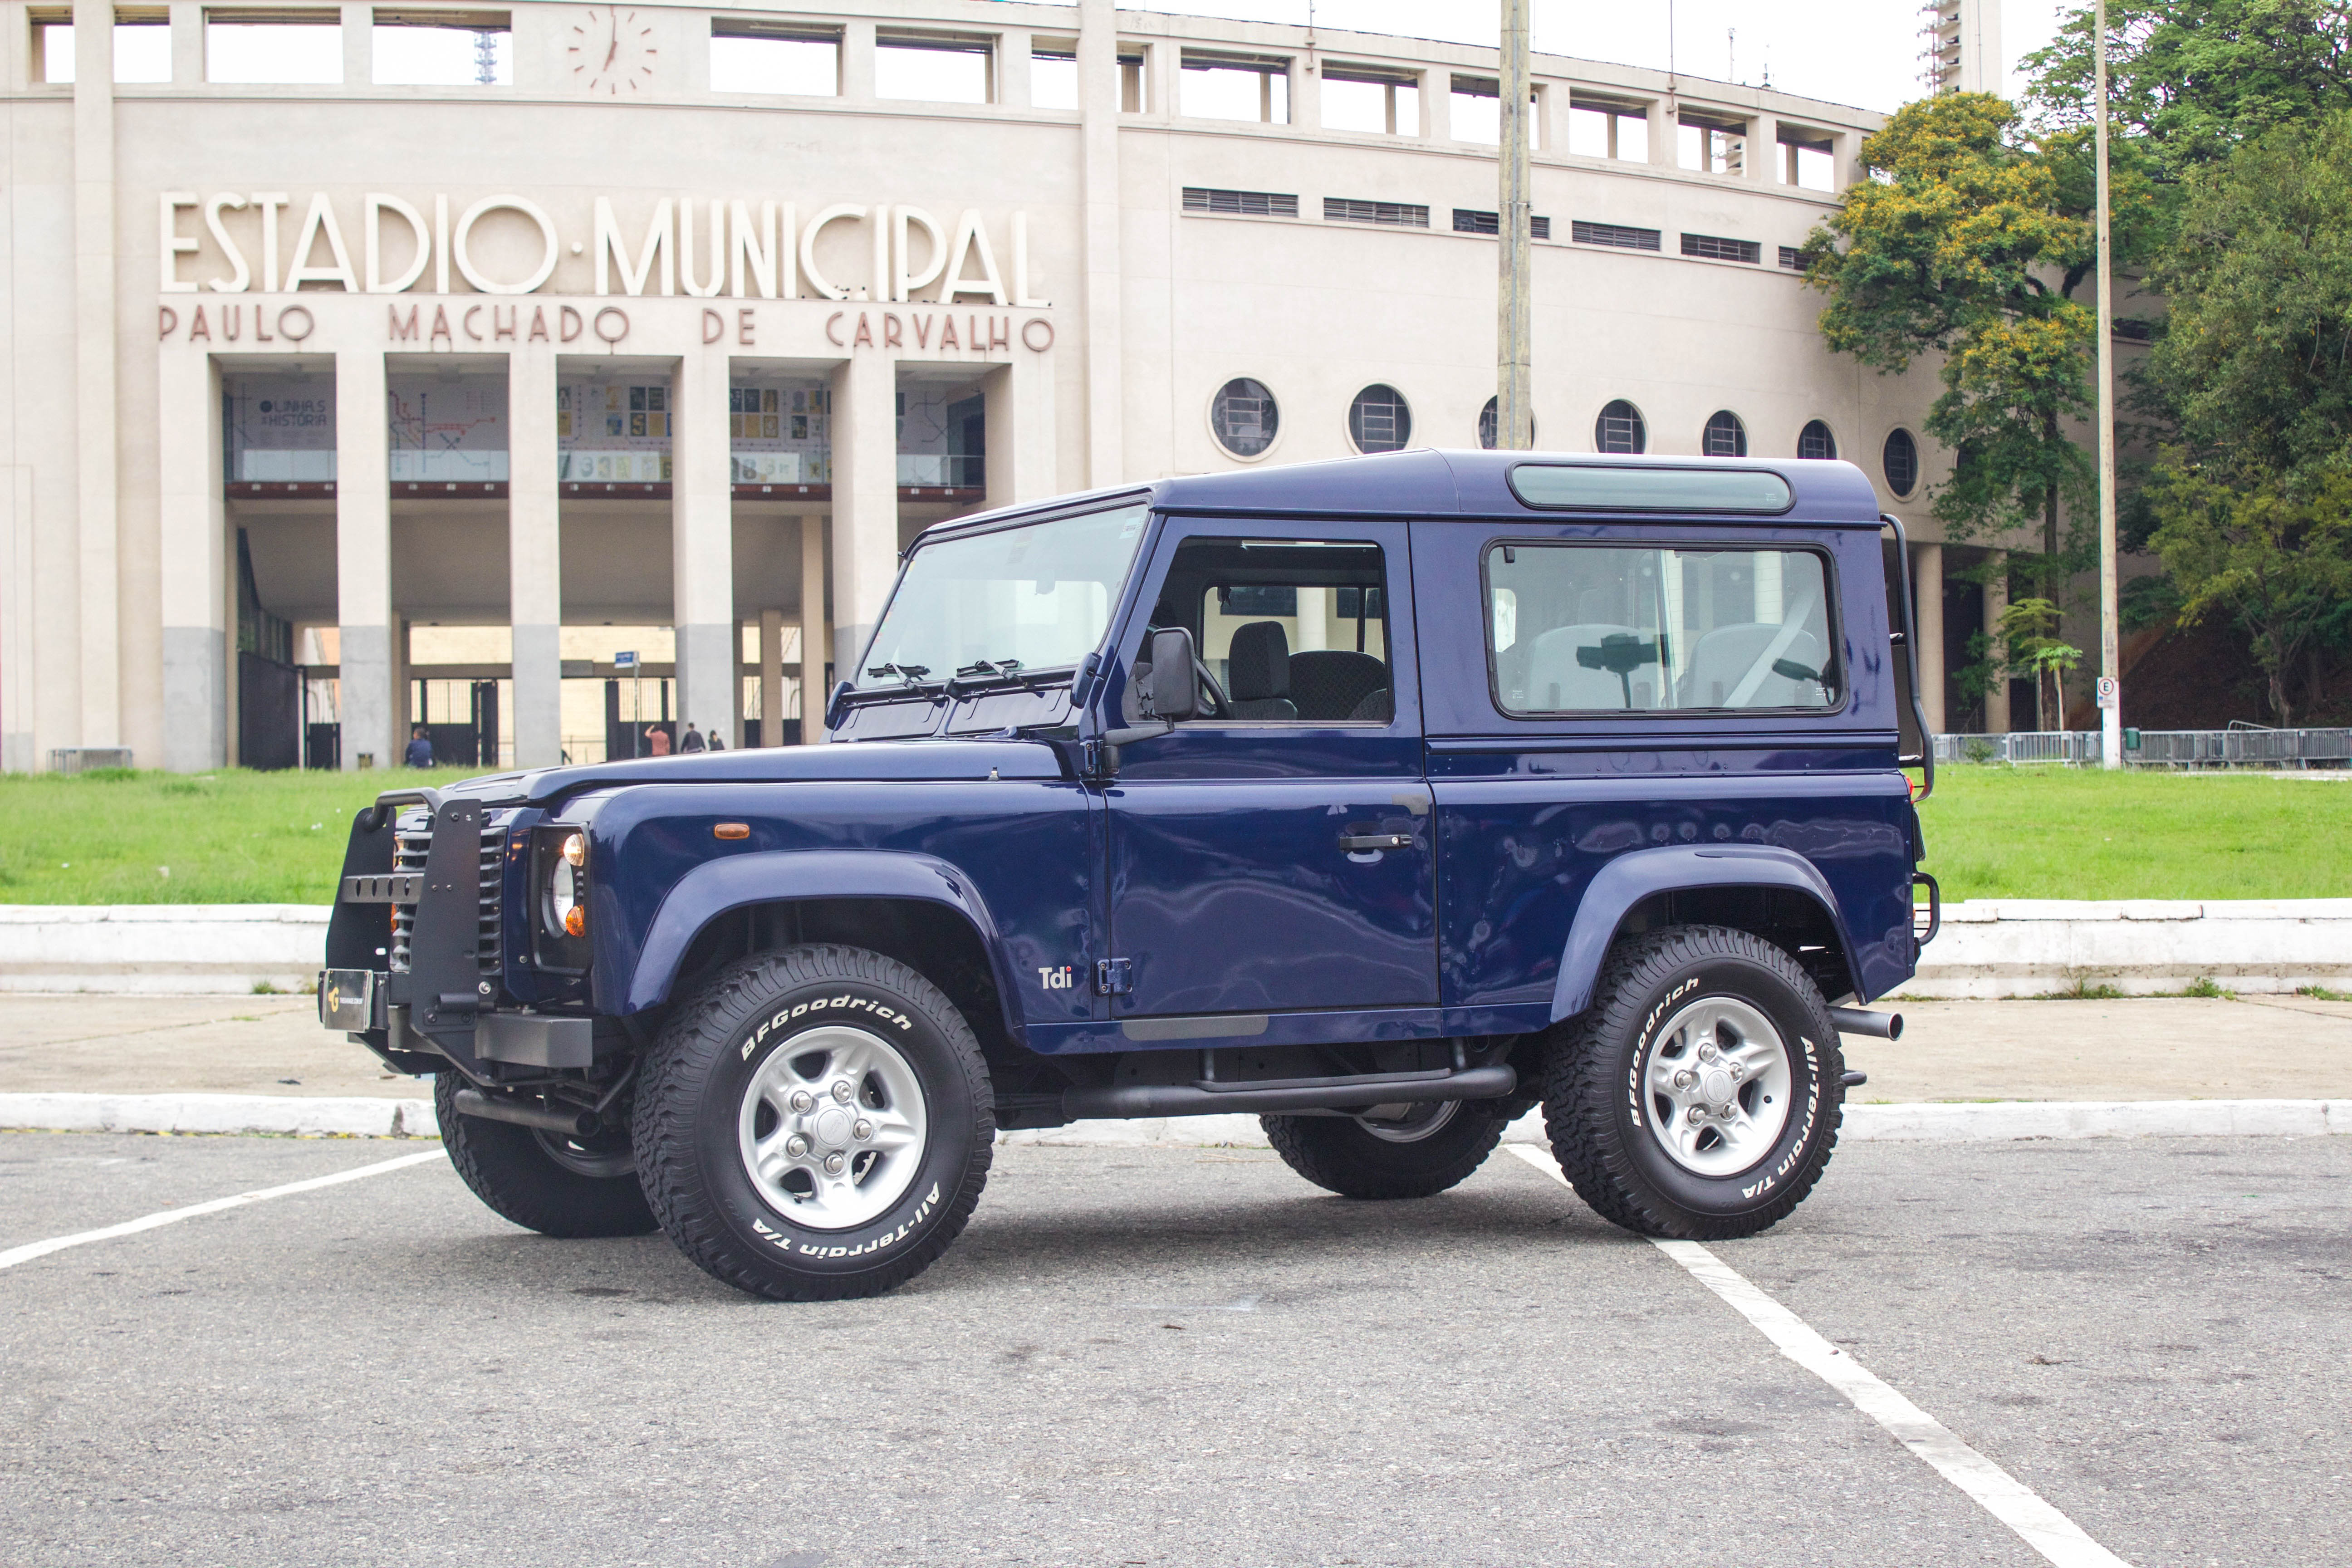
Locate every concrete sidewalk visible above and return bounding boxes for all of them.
[2,990,2347,1104]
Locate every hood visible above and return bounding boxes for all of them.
[434,737,1071,809]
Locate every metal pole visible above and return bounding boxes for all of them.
[1497,0,1534,449]
[2095,0,2122,767]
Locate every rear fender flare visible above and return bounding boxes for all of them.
[1549,844,1860,1021]
[620,850,1026,1047]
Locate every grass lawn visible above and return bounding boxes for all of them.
[0,763,2342,906]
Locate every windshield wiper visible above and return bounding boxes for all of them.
[865,662,932,684]
[955,658,1023,680]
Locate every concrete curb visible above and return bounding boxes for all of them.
[4,1093,2344,1145]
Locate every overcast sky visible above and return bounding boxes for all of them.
[1135,1,2076,114]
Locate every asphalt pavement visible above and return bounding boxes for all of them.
[2,1129,2343,1567]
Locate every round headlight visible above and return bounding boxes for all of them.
[561,832,586,867]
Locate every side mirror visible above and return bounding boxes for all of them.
[1146,627,1201,721]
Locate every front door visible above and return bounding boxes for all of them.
[1102,519,1436,1022]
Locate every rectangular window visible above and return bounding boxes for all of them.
[557,377,674,484]
[1453,209,1551,240]
[206,8,342,84]
[1449,74,1539,147]
[1681,232,1761,265]
[373,10,510,87]
[35,9,175,83]
[1119,49,1147,112]
[1779,130,1837,191]
[1182,186,1298,219]
[1321,64,1417,135]
[1029,41,1077,109]
[1180,50,1288,124]
[1485,544,1839,715]
[1566,96,1647,161]
[1326,198,1429,229]
[387,372,508,482]
[1154,538,1393,723]
[1678,111,1746,174]
[876,29,991,105]
[223,372,336,484]
[1572,220,1661,251]
[710,19,838,96]
[1778,245,1817,271]
[730,380,831,485]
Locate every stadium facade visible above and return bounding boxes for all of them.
[1,0,1993,774]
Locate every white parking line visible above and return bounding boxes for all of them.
[1505,1144,2134,1568]
[0,1150,446,1272]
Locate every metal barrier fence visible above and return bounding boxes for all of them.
[1934,728,2352,767]
[48,747,135,774]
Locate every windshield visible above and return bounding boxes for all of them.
[855,503,1151,689]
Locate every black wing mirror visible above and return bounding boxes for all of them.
[1147,627,1201,721]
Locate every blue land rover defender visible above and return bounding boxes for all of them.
[320,451,1937,1300]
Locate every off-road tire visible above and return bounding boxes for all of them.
[1544,925,1843,1240]
[1261,1100,1512,1200]
[434,1072,659,1238]
[632,944,994,1301]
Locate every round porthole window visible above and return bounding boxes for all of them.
[1348,384,1411,453]
[1798,419,1837,461]
[1595,399,1646,454]
[1210,377,1279,459]
[1703,409,1748,458]
[1883,428,1920,497]
[1478,397,1536,450]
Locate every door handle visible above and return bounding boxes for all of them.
[1338,833,1413,853]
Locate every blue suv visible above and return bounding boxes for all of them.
[319,450,1937,1300]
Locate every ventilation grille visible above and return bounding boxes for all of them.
[1571,220,1661,251]
[1182,186,1298,218]
[1325,198,1430,227]
[1452,209,1551,239]
[389,813,505,980]
[1681,232,1762,264]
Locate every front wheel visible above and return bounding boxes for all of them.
[1262,1099,1512,1200]
[1543,925,1843,1240]
[632,945,994,1301]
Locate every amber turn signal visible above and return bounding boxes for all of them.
[714,822,750,840]
[563,904,587,937]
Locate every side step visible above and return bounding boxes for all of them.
[1061,1063,1517,1122]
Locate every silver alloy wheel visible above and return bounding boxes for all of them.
[1641,996,1794,1177]
[737,1025,929,1231]
[1355,1100,1462,1143]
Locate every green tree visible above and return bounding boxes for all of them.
[1803,95,2098,577]
[1995,597,2085,729]
[2139,113,2352,723]
[2026,1,2352,177]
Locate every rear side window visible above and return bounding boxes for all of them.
[1485,544,1840,714]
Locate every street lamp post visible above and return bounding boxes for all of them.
[2095,0,2123,766]
[1497,0,1534,450]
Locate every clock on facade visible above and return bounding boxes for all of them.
[571,8,657,94]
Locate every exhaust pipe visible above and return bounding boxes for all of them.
[452,1087,599,1138]
[1828,1006,1903,1040]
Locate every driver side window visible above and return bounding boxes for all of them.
[1134,536,1396,724]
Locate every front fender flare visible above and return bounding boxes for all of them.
[619,850,1025,1045]
[1548,844,1860,1022]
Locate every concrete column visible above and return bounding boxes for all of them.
[1915,542,1946,734]
[1426,69,1452,142]
[1749,113,1777,183]
[507,343,561,767]
[759,606,784,745]
[839,18,876,101]
[158,352,225,770]
[1647,98,1676,169]
[169,0,203,83]
[1835,129,1863,191]
[827,354,897,683]
[336,348,393,770]
[340,3,369,85]
[1291,57,1319,132]
[73,0,119,747]
[673,343,737,745]
[1981,550,2010,734]
[798,514,830,742]
[1,465,34,771]
[999,29,1031,107]
[982,351,1057,511]
[1077,0,1122,485]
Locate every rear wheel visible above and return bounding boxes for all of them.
[1262,1099,1512,1200]
[632,944,994,1301]
[1543,925,1843,1240]
[434,1072,658,1238]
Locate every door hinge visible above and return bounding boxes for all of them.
[1095,957,1133,995]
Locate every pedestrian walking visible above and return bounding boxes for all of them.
[680,723,706,753]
